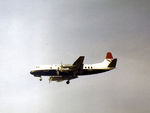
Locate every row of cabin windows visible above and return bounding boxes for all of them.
[36,66,54,69]
[36,66,40,68]
[36,66,93,69]
[36,66,53,69]
[49,67,93,69]
[36,66,53,68]
[85,66,93,69]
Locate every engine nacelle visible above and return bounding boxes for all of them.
[50,76,64,82]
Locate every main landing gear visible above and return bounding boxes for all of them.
[49,77,53,83]
[66,80,70,84]
[40,77,42,81]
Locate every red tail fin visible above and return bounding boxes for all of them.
[105,52,113,59]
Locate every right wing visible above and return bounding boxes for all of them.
[71,56,85,73]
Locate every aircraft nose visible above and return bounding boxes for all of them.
[30,70,34,75]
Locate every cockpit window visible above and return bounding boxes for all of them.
[36,66,40,68]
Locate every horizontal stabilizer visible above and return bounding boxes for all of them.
[108,58,117,68]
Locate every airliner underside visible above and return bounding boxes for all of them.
[30,52,117,84]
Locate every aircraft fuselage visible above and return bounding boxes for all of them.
[30,52,117,84]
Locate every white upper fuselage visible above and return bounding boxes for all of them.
[30,59,114,75]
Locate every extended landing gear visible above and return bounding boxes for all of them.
[49,77,53,83]
[40,77,42,81]
[66,80,70,84]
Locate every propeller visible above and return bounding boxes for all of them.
[60,62,63,72]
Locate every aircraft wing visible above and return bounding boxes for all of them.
[71,56,85,74]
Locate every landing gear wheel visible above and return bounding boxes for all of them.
[66,80,70,84]
[40,77,42,81]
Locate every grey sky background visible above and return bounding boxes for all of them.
[0,0,150,113]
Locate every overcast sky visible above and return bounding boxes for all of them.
[0,0,150,113]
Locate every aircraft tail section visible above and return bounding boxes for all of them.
[105,52,113,59]
[105,52,117,68]
[108,58,117,68]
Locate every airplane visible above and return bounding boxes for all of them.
[30,52,117,84]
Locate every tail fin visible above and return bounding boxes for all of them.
[105,52,113,59]
[105,52,117,68]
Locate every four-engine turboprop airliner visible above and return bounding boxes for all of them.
[30,52,117,84]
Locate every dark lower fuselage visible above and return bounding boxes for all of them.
[31,69,111,77]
